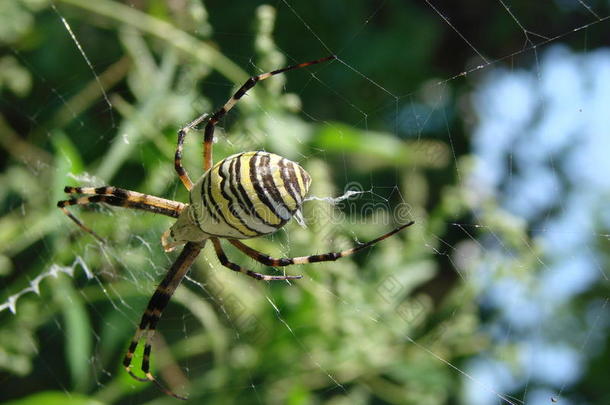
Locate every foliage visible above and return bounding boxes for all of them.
[1,1,606,405]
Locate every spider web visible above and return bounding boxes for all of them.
[1,1,609,404]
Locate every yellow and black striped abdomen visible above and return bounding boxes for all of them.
[190,151,311,239]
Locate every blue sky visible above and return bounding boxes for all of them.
[466,45,610,405]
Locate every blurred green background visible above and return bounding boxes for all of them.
[1,1,609,404]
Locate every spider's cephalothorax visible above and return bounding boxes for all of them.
[164,151,311,250]
[57,54,414,400]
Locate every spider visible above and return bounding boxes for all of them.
[57,55,414,399]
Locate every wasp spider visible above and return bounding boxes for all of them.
[57,55,414,399]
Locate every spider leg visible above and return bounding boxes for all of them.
[202,55,336,170]
[228,221,415,266]
[123,241,204,400]
[175,113,209,190]
[63,186,186,216]
[211,238,302,281]
[57,203,105,243]
[58,186,185,242]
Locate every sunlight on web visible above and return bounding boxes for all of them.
[0,257,93,314]
[51,3,115,128]
[265,295,347,393]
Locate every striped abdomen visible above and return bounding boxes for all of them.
[189,151,311,239]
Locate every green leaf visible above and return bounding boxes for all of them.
[52,130,85,205]
[52,130,85,176]
[55,275,92,392]
[313,122,449,169]
[3,391,104,405]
